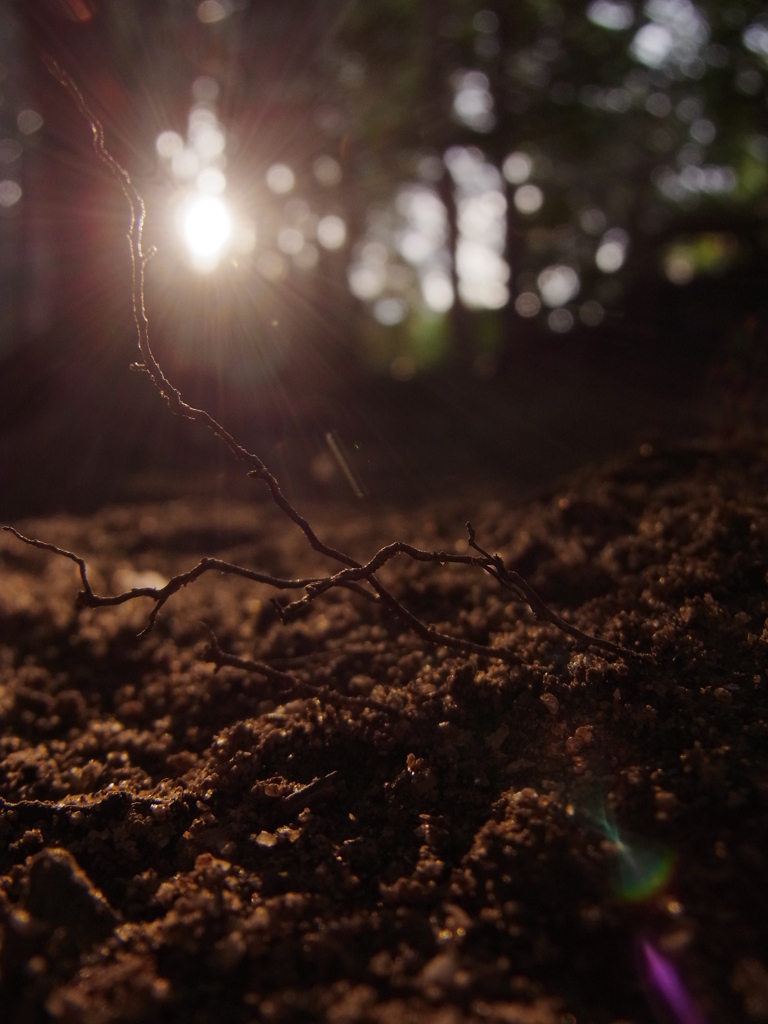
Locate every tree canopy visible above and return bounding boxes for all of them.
[3,0,768,381]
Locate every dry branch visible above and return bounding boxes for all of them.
[3,58,638,700]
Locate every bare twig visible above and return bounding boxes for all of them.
[465,524,629,657]
[1,526,373,638]
[2,58,638,686]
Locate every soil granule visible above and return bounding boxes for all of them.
[1,434,767,1024]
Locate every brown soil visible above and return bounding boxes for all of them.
[1,434,767,1024]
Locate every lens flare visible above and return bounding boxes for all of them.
[638,939,706,1024]
[613,837,676,902]
[182,194,232,268]
[594,807,675,902]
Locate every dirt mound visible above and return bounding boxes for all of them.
[1,435,767,1023]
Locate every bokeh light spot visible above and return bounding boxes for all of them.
[514,184,544,214]
[503,151,533,184]
[473,9,499,34]
[452,70,495,132]
[515,291,541,317]
[632,23,674,67]
[277,226,304,255]
[190,120,225,161]
[17,109,43,135]
[676,96,703,123]
[690,118,715,145]
[313,155,342,187]
[579,299,605,326]
[192,76,220,103]
[579,208,606,235]
[400,231,433,264]
[596,240,626,272]
[156,130,184,160]
[374,297,407,325]
[587,0,634,30]
[171,149,200,180]
[663,232,738,283]
[197,168,226,194]
[349,263,386,300]
[743,22,768,57]
[317,215,347,249]
[198,0,229,24]
[538,264,580,306]
[266,164,295,194]
[0,180,22,207]
[422,271,454,312]
[548,307,574,333]
[457,238,509,308]
[666,254,694,284]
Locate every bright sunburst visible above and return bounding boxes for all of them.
[182,194,233,269]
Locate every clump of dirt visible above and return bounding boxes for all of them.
[1,434,767,1024]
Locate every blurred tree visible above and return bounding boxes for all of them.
[333,0,768,369]
[5,0,768,384]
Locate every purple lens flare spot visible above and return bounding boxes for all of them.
[639,939,705,1024]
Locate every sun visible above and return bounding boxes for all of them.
[181,194,233,270]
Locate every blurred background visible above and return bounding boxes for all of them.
[1,0,768,519]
